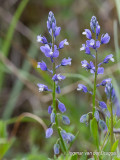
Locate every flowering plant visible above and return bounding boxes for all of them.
[36,12,120,159]
[78,16,120,160]
[37,11,75,156]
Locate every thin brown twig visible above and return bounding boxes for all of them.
[9,112,47,140]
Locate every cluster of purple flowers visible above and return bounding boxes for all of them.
[37,11,74,155]
[78,16,115,131]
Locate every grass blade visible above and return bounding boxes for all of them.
[0,0,29,89]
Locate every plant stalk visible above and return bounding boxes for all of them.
[110,97,113,155]
[92,49,98,116]
[52,33,67,153]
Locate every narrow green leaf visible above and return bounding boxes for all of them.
[113,157,120,160]
[0,121,13,159]
[111,140,119,152]
[0,0,29,89]
[115,119,120,128]
[90,118,99,150]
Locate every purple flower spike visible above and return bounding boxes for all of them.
[94,111,99,121]
[47,11,56,36]
[58,102,66,113]
[37,84,51,92]
[46,128,53,138]
[82,29,92,39]
[59,39,69,49]
[37,35,47,44]
[52,74,66,82]
[77,84,88,93]
[47,11,61,38]
[101,33,110,44]
[90,16,97,33]
[97,67,104,74]
[37,61,47,71]
[50,112,56,123]
[62,115,70,125]
[99,120,107,132]
[48,106,52,114]
[61,57,72,66]
[99,101,107,109]
[54,144,60,155]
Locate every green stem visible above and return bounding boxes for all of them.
[92,49,98,116]
[52,33,67,154]
[92,49,100,160]
[110,97,113,152]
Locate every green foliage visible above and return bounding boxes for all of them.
[90,118,99,151]
[0,0,29,89]
[80,153,87,160]
[43,0,73,7]
[111,140,119,152]
[115,119,120,128]
[70,153,78,160]
[0,121,13,159]
[113,157,120,160]
[53,153,78,160]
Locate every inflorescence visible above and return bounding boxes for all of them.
[78,16,117,132]
[37,11,75,155]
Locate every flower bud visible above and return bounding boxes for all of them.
[54,144,60,155]
[80,114,89,123]
[46,128,53,138]
[62,115,70,125]
[105,82,115,100]
[50,112,55,123]
[99,120,107,131]
[94,110,99,121]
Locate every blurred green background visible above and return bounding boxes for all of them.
[0,0,120,159]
